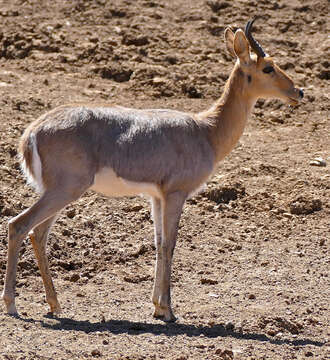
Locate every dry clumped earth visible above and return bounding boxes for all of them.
[0,0,329,359]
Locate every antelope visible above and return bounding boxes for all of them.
[2,19,303,322]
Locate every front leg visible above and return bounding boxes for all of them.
[152,192,186,322]
[151,197,163,317]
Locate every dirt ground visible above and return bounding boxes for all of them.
[0,0,329,359]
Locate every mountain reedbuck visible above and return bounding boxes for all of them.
[2,19,303,321]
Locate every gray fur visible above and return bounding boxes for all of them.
[37,106,215,193]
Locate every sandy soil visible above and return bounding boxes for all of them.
[0,0,329,359]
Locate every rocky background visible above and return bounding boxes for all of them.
[0,0,329,359]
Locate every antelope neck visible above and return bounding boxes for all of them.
[207,64,257,162]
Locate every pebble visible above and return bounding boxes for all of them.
[225,321,235,331]
[91,349,101,357]
[114,26,122,34]
[70,273,80,282]
[309,157,326,167]
[270,115,284,124]
[0,81,12,87]
[153,77,167,85]
[1,206,16,216]
[283,212,294,219]
[53,242,60,251]
[66,209,76,218]
[208,292,220,298]
[201,278,218,285]
[215,348,234,358]
[123,204,143,212]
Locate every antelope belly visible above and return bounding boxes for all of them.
[91,167,162,198]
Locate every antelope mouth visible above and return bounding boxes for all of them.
[287,97,299,106]
[287,88,303,106]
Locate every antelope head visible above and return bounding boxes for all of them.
[225,19,304,106]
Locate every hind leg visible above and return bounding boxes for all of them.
[29,215,61,314]
[2,188,87,315]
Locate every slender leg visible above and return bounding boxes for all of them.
[151,197,163,316]
[153,191,186,322]
[1,188,86,315]
[29,215,60,314]
[1,210,28,315]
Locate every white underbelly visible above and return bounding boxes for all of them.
[90,167,163,199]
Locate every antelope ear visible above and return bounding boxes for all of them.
[233,29,251,64]
[224,27,236,58]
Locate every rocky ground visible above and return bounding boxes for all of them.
[0,0,329,359]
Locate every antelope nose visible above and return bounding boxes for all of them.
[299,89,304,99]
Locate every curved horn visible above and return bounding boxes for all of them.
[245,18,266,58]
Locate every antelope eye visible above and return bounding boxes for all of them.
[263,66,274,74]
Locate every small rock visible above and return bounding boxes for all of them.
[62,229,71,236]
[283,212,293,219]
[165,55,178,64]
[133,244,148,257]
[113,26,122,34]
[60,53,78,63]
[270,115,284,124]
[289,196,322,215]
[66,209,76,218]
[18,260,32,270]
[208,292,220,298]
[207,1,230,13]
[124,204,143,212]
[70,273,80,282]
[204,204,215,211]
[91,349,101,357]
[317,69,330,80]
[122,34,149,46]
[267,328,277,336]
[309,157,326,167]
[203,183,245,204]
[182,84,202,99]
[0,81,12,87]
[53,242,60,251]
[153,77,167,85]
[248,293,256,300]
[97,66,133,82]
[201,278,218,285]
[1,206,16,216]
[225,321,235,332]
[215,348,234,359]
[84,219,95,229]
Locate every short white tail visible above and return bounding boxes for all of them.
[20,133,44,193]
[2,19,303,321]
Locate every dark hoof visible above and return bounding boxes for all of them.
[153,313,177,323]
